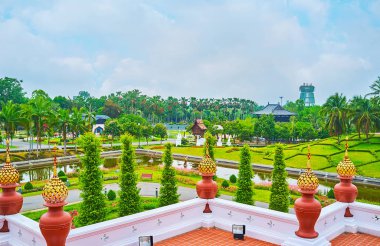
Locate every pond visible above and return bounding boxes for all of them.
[19,155,380,203]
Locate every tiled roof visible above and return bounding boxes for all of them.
[253,104,296,116]
[155,228,276,246]
[193,119,207,130]
[331,233,380,245]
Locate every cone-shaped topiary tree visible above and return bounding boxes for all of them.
[119,133,142,216]
[269,144,289,212]
[77,133,106,226]
[235,145,254,205]
[159,143,179,207]
[203,132,216,161]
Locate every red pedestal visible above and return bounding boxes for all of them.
[0,184,23,215]
[39,202,71,246]
[294,190,321,239]
[196,174,217,199]
[334,176,358,203]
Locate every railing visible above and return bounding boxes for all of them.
[5,214,45,246]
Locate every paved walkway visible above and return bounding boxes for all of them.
[21,182,275,212]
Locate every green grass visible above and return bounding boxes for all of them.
[351,142,380,151]
[22,197,159,228]
[357,161,380,177]
[300,144,340,155]
[330,151,376,166]
[286,154,330,169]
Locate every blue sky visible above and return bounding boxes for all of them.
[0,0,379,105]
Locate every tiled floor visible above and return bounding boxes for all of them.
[331,233,380,246]
[155,228,277,246]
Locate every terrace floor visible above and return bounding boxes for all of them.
[155,228,276,246]
[331,232,380,245]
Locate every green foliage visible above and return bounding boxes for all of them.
[159,143,179,207]
[107,190,117,201]
[229,174,237,183]
[235,145,254,205]
[221,180,230,188]
[119,133,142,216]
[181,138,189,145]
[58,170,66,177]
[59,176,68,182]
[327,188,335,199]
[103,158,119,168]
[269,145,289,213]
[254,115,276,141]
[77,133,106,226]
[212,175,218,181]
[203,132,216,160]
[24,182,34,190]
[0,77,26,105]
[153,123,167,143]
[104,119,123,137]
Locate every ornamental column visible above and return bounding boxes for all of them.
[0,140,23,231]
[39,146,71,246]
[294,146,321,239]
[196,144,217,226]
[334,137,357,217]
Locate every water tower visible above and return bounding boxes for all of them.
[299,83,315,106]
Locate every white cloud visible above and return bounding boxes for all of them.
[0,0,379,104]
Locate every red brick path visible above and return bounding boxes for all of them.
[331,233,380,246]
[155,228,276,246]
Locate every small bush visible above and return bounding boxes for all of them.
[181,138,189,145]
[226,147,240,153]
[103,158,118,168]
[107,190,116,201]
[59,176,68,182]
[327,188,335,199]
[24,182,34,190]
[104,176,118,181]
[221,180,229,188]
[212,175,218,181]
[58,170,66,177]
[229,174,237,183]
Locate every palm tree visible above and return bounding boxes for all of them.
[71,107,86,152]
[57,109,70,155]
[349,96,380,140]
[20,104,34,155]
[30,96,51,156]
[366,77,380,98]
[0,101,22,142]
[321,93,348,143]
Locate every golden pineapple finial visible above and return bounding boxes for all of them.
[0,139,20,186]
[307,145,311,169]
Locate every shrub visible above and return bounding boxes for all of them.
[212,175,218,181]
[235,145,254,205]
[226,147,240,153]
[269,144,289,213]
[107,190,117,201]
[221,180,229,188]
[327,188,335,199]
[229,174,237,183]
[159,143,179,207]
[58,170,66,177]
[103,158,118,168]
[181,138,189,145]
[24,182,34,190]
[59,176,68,182]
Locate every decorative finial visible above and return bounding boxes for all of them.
[5,139,11,163]
[345,136,349,158]
[306,145,311,169]
[52,145,58,178]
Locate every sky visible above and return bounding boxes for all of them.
[0,0,379,105]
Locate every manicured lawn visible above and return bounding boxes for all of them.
[351,142,380,151]
[330,151,376,166]
[357,161,380,177]
[300,144,340,155]
[285,154,330,169]
[22,197,160,228]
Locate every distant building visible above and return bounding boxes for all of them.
[299,83,315,106]
[253,103,296,122]
[191,119,207,137]
[92,115,110,134]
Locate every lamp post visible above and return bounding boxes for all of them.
[138,123,141,149]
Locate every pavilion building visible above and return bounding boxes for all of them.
[253,103,296,122]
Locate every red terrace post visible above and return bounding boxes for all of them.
[334,137,357,217]
[0,140,23,232]
[294,146,321,239]
[196,144,218,213]
[39,146,71,246]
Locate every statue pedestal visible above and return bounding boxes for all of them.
[39,202,71,246]
[196,174,217,199]
[0,184,23,215]
[294,190,321,239]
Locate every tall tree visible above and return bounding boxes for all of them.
[235,145,254,205]
[321,93,348,143]
[30,95,51,155]
[269,145,289,213]
[0,101,22,140]
[153,123,167,143]
[119,134,142,216]
[366,76,380,99]
[77,133,106,226]
[159,143,179,207]
[57,109,70,155]
[0,77,26,106]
